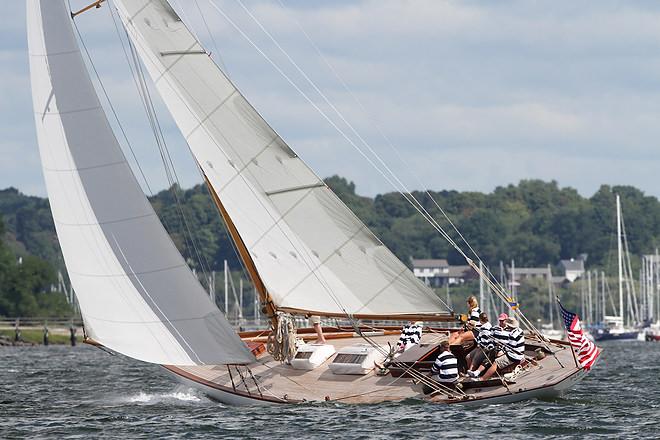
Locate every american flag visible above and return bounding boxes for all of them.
[558,301,600,370]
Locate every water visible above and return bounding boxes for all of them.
[1,341,659,439]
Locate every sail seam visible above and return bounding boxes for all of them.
[75,310,228,324]
[358,265,412,312]
[279,224,367,303]
[248,185,317,249]
[215,137,277,194]
[53,212,155,227]
[29,49,79,57]
[68,262,188,278]
[35,105,102,116]
[184,89,237,139]
[44,160,127,173]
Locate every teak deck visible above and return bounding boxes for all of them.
[166,330,585,405]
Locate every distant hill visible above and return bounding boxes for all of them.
[2,178,660,277]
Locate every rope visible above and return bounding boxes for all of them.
[350,322,467,398]
[266,313,298,363]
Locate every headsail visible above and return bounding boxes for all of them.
[113,0,450,318]
[27,0,253,365]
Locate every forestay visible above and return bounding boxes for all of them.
[113,0,448,317]
[26,0,253,365]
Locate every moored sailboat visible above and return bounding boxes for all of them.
[593,195,639,342]
[27,0,598,405]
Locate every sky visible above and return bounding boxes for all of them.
[3,0,660,199]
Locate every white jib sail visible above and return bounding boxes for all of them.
[113,0,448,317]
[27,0,254,365]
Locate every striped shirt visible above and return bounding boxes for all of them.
[505,327,525,362]
[431,350,459,383]
[468,307,482,329]
[476,321,493,349]
[396,324,422,351]
[491,325,510,347]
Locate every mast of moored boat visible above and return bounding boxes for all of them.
[617,194,624,326]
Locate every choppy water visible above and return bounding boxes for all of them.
[1,341,659,439]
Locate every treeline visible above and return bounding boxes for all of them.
[0,213,71,317]
[326,176,660,271]
[1,178,659,318]
[3,178,660,275]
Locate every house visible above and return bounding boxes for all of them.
[412,259,448,287]
[411,259,474,286]
[506,267,551,283]
[560,258,585,282]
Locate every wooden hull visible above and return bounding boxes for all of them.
[163,330,593,406]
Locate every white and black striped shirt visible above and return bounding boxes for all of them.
[491,325,510,347]
[468,307,482,329]
[505,327,525,362]
[431,350,459,383]
[397,324,422,351]
[476,321,493,349]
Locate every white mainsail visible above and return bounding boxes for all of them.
[27,0,253,365]
[113,0,448,317]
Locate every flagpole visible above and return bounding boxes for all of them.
[557,297,581,369]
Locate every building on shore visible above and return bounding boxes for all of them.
[411,259,474,287]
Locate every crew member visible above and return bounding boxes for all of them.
[466,312,494,372]
[479,317,525,381]
[448,296,481,345]
[309,315,326,344]
[395,321,423,352]
[423,340,458,393]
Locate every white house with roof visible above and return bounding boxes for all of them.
[560,258,585,282]
[506,266,552,283]
[412,259,473,286]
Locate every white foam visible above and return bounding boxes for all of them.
[124,387,203,404]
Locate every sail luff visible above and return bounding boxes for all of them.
[203,174,277,325]
[113,0,447,317]
[27,0,253,365]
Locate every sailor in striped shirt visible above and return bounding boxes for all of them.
[423,340,458,394]
[467,312,497,372]
[490,312,511,346]
[449,296,481,345]
[395,322,423,353]
[480,317,525,381]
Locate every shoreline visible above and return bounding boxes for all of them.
[0,327,82,346]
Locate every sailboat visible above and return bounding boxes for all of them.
[27,0,596,405]
[594,195,639,342]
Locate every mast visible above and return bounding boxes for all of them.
[617,194,624,324]
[547,264,554,328]
[205,176,277,326]
[479,260,484,315]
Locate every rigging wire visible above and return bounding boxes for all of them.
[104,1,214,289]
[208,0,459,311]
[273,0,510,313]
[110,1,357,321]
[208,0,546,336]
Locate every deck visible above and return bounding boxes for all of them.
[168,329,583,405]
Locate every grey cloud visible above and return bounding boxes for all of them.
[2,0,660,201]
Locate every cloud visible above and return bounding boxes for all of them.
[3,0,660,202]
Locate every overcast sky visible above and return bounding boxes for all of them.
[3,0,660,199]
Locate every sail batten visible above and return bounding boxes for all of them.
[114,0,448,317]
[27,0,253,366]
